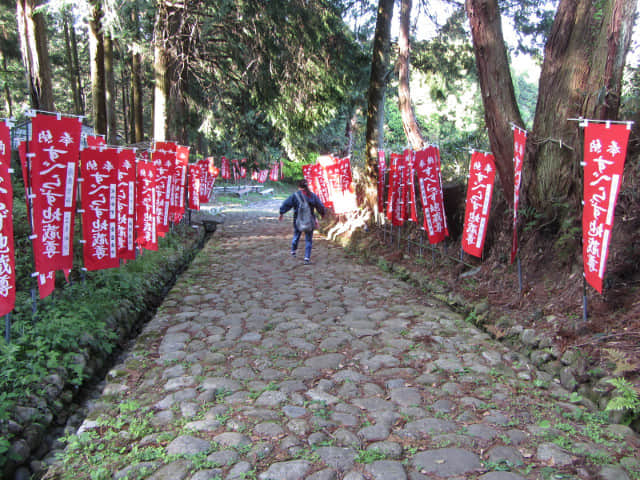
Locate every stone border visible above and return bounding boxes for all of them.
[3,226,210,479]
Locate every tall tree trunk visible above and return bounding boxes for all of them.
[397,0,424,150]
[63,12,82,115]
[466,0,524,205]
[363,0,395,213]
[104,34,117,144]
[153,1,172,142]
[526,0,637,218]
[131,50,144,142]
[16,0,55,111]
[69,10,84,114]
[121,64,129,144]
[89,0,107,135]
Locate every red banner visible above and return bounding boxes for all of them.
[80,147,120,271]
[582,122,630,293]
[135,160,157,251]
[403,150,417,223]
[511,127,527,264]
[377,150,386,214]
[172,145,189,223]
[30,114,82,275]
[117,149,136,260]
[220,156,231,180]
[416,147,448,244]
[257,169,269,183]
[269,163,279,181]
[302,163,331,208]
[152,142,176,237]
[86,135,106,148]
[188,164,201,210]
[0,121,15,315]
[462,151,496,258]
[386,153,401,223]
[37,271,55,299]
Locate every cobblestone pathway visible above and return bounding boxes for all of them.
[46,204,639,480]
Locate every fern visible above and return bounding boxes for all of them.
[605,378,640,413]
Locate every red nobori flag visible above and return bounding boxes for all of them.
[511,127,527,264]
[30,113,82,274]
[172,145,189,223]
[269,163,279,181]
[258,169,269,183]
[220,156,231,180]
[582,122,631,293]
[117,149,136,260]
[86,135,106,148]
[377,150,386,214]
[416,147,448,244]
[135,160,157,251]
[188,163,201,210]
[462,151,496,258]
[404,150,418,223]
[80,146,120,271]
[386,153,400,222]
[0,121,15,315]
[152,141,176,237]
[37,271,55,299]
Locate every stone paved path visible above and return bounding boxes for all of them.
[46,202,639,480]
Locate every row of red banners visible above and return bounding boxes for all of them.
[378,122,630,295]
[302,155,357,215]
[218,156,283,183]
[379,147,449,245]
[1,113,281,315]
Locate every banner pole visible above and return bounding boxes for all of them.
[31,289,37,317]
[517,255,523,294]
[5,313,10,344]
[419,229,423,257]
[582,276,588,323]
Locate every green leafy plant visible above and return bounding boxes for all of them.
[605,377,640,422]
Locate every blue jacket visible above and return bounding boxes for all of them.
[280,189,325,224]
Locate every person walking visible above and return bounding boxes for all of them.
[279,179,325,265]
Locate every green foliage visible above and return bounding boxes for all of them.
[0,223,198,470]
[605,378,640,419]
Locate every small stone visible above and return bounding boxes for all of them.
[258,460,312,480]
[365,460,407,480]
[536,443,574,466]
[412,448,481,476]
[166,435,211,456]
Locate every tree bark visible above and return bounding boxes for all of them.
[89,0,107,135]
[0,47,13,117]
[152,1,171,142]
[131,51,144,142]
[363,0,394,213]
[104,34,117,144]
[466,0,524,205]
[69,10,84,114]
[16,0,55,111]
[397,0,425,150]
[526,0,637,217]
[63,13,82,115]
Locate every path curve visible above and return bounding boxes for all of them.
[45,203,639,480]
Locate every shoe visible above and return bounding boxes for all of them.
[290,251,296,257]
[304,258,311,265]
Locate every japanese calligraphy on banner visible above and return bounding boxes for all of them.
[462,151,496,258]
[188,164,201,210]
[582,122,631,293]
[37,271,55,299]
[0,121,15,315]
[511,127,527,264]
[135,160,157,251]
[302,163,331,208]
[386,153,401,224]
[172,145,189,223]
[220,156,231,180]
[416,147,448,244]
[377,150,386,214]
[317,155,356,214]
[232,159,240,181]
[117,149,136,260]
[403,150,418,223]
[152,141,176,237]
[30,113,82,275]
[80,147,120,271]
